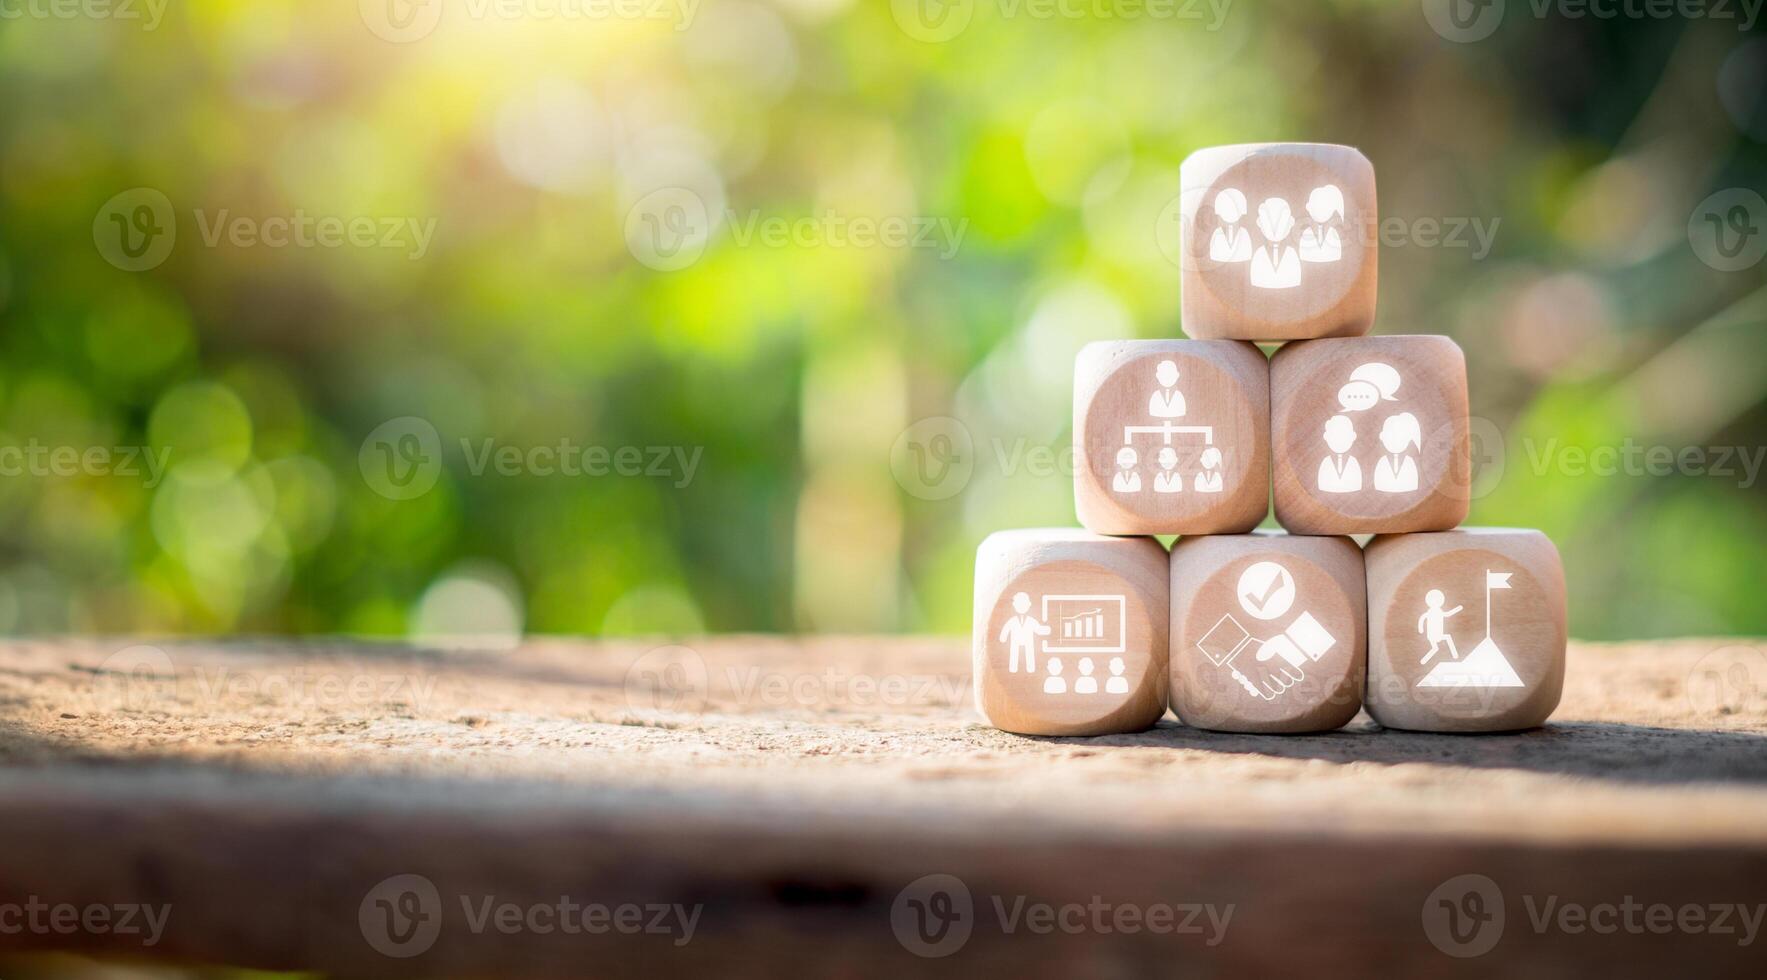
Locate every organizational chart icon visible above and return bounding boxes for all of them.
[1112,360,1224,498]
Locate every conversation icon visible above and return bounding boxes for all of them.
[1336,361,1401,413]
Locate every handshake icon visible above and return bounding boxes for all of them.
[1196,611,1337,702]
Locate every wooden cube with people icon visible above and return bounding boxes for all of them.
[1179,143,1378,341]
[1270,335,1471,534]
[1364,528,1566,732]
[973,529,1169,736]
[1073,340,1269,536]
[1168,531,1366,733]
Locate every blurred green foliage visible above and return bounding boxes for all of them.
[0,0,1763,641]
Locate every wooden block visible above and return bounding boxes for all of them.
[973,529,1169,736]
[1073,340,1269,536]
[1365,528,1566,732]
[1271,335,1470,534]
[1180,143,1377,342]
[1169,531,1365,733]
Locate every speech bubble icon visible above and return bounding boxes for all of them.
[1337,380,1380,412]
[1349,362,1402,401]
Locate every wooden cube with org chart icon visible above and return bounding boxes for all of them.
[1365,528,1565,732]
[1271,335,1471,534]
[1169,531,1366,733]
[974,529,1169,736]
[1073,339,1269,536]
[1180,143,1377,341]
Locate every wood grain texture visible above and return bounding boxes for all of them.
[973,529,1168,735]
[1366,528,1567,731]
[1170,531,1366,733]
[1180,143,1377,341]
[1271,335,1471,534]
[1073,340,1270,535]
[0,636,1764,978]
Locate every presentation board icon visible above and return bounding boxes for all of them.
[1042,594,1127,655]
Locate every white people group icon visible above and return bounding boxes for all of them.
[1208,184,1346,290]
[1316,361,1422,495]
[1111,359,1225,497]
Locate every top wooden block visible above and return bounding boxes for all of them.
[1180,143,1377,342]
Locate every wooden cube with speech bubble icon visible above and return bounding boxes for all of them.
[974,529,1169,736]
[1073,339,1269,536]
[1271,335,1470,534]
[1180,143,1378,341]
[1169,531,1365,733]
[1365,528,1565,732]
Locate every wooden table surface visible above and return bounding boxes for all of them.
[0,637,1763,978]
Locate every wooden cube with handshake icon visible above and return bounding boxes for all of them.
[1169,532,1365,733]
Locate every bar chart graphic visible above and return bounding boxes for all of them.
[1041,594,1127,654]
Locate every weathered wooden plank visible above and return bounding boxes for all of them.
[0,637,1763,977]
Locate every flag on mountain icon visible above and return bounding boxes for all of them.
[1416,571,1526,689]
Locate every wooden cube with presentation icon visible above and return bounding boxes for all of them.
[974,529,1169,736]
[1168,531,1365,733]
[1364,528,1566,732]
[1073,339,1270,536]
[1271,334,1471,535]
[1180,143,1378,342]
